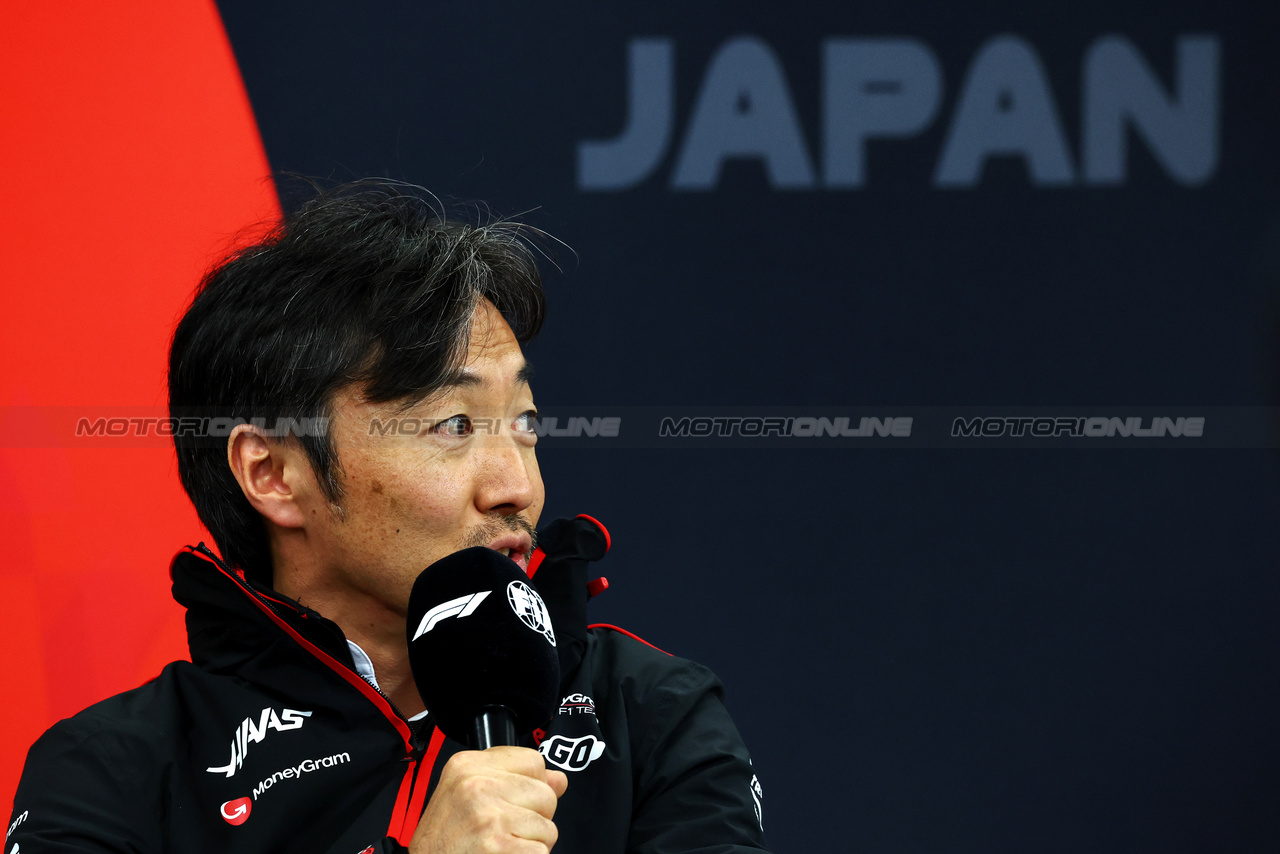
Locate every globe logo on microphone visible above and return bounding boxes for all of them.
[506,580,556,647]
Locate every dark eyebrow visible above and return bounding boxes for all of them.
[440,360,535,390]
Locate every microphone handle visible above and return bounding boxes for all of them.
[472,705,517,749]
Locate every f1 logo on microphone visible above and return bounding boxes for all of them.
[220,797,252,826]
[412,591,491,640]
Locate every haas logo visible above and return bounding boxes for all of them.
[220,797,252,826]
[207,707,313,777]
[538,735,606,772]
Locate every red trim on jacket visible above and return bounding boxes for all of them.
[588,623,672,656]
[393,727,446,844]
[388,762,418,839]
[576,514,611,551]
[526,548,546,578]
[191,549,415,751]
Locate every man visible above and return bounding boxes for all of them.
[9,182,769,853]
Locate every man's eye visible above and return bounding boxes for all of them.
[514,410,538,434]
[433,415,472,436]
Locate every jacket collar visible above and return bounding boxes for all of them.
[170,515,606,690]
[170,544,354,674]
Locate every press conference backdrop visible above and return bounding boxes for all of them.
[3,2,1279,851]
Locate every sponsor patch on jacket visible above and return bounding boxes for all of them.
[206,707,313,777]
[557,693,597,716]
[539,734,606,772]
[220,797,251,826]
[6,810,27,841]
[217,751,352,826]
[251,752,351,800]
[750,773,764,830]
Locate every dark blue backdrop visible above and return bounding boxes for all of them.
[215,3,1280,850]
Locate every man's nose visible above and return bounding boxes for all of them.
[474,440,538,515]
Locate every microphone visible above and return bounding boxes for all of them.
[406,547,561,748]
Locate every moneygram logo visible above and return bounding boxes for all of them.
[252,752,351,801]
[7,810,27,840]
[220,797,252,826]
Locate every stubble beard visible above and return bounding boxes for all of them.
[460,513,539,553]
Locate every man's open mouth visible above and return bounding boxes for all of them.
[489,542,530,572]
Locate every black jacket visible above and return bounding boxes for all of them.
[8,517,770,853]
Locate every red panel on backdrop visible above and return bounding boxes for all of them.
[0,1,278,807]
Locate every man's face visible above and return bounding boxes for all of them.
[296,300,544,619]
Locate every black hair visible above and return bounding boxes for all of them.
[169,180,547,584]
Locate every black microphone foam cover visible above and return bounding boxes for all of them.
[406,547,561,745]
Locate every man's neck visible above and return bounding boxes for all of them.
[271,573,426,719]
[344,633,425,718]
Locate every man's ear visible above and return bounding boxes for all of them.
[227,424,309,530]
